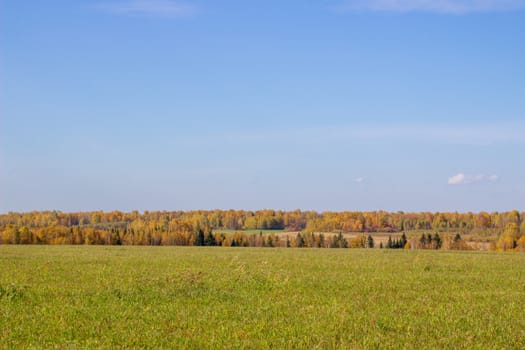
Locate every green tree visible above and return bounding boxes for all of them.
[194,229,205,246]
[432,233,442,249]
[340,234,348,248]
[367,235,374,248]
[204,231,216,246]
[400,233,407,248]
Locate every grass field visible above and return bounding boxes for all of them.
[1,246,524,349]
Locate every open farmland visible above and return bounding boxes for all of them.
[1,246,524,349]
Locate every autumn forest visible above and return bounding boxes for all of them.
[1,210,523,252]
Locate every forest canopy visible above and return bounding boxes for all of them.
[0,210,523,251]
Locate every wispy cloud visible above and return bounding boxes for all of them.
[337,0,525,14]
[355,177,365,183]
[98,0,195,18]
[448,173,498,185]
[213,122,525,147]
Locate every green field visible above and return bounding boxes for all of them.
[1,246,524,349]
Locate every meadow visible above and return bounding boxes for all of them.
[1,246,524,349]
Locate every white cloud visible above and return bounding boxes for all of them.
[448,173,498,185]
[355,177,365,183]
[98,0,195,17]
[338,0,525,14]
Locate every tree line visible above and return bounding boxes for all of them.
[0,210,524,251]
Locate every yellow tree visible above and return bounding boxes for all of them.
[496,223,520,251]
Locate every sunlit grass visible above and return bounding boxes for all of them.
[1,246,523,348]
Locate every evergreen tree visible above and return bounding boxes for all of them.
[367,235,374,248]
[112,231,122,245]
[330,234,339,248]
[194,229,205,246]
[432,232,442,249]
[332,232,348,248]
[204,231,216,246]
[400,233,407,248]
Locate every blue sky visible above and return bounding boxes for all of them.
[1,0,524,213]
